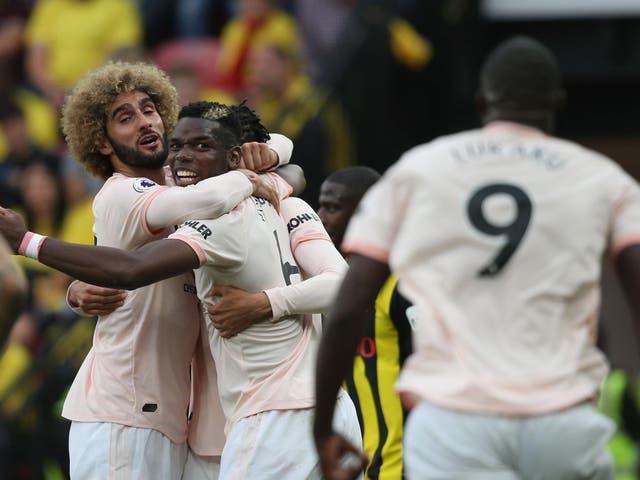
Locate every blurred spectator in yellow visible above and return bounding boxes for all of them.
[0,237,27,351]
[0,311,44,480]
[24,0,143,110]
[14,161,70,312]
[0,96,60,208]
[0,87,61,161]
[0,0,36,90]
[0,159,95,479]
[246,40,355,208]
[295,0,431,173]
[152,37,236,106]
[214,0,301,96]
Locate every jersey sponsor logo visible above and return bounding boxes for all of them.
[405,305,417,331]
[132,177,158,192]
[182,220,212,240]
[287,212,321,232]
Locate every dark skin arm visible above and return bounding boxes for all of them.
[0,208,199,290]
[313,253,389,480]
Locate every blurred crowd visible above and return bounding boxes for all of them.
[5,1,640,479]
[0,0,433,478]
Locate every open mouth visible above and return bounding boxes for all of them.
[138,133,160,149]
[174,168,200,186]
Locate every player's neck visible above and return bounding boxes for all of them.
[114,164,166,184]
[483,109,555,134]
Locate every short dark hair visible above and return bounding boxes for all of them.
[480,35,562,111]
[178,101,243,149]
[324,166,381,201]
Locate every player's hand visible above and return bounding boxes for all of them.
[315,432,368,480]
[240,142,278,172]
[238,169,280,212]
[0,207,28,252]
[207,285,272,338]
[68,280,127,316]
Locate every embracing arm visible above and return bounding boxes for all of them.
[274,164,306,197]
[265,240,346,318]
[150,134,295,230]
[146,171,253,231]
[66,280,127,316]
[209,239,346,337]
[36,237,199,290]
[0,208,199,290]
[313,254,389,479]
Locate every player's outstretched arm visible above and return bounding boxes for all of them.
[313,253,389,479]
[0,207,199,290]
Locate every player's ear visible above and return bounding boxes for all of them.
[98,136,113,155]
[227,145,241,170]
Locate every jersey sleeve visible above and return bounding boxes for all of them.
[264,239,347,319]
[144,171,252,233]
[168,217,246,271]
[264,197,347,319]
[280,197,330,251]
[342,157,416,263]
[609,168,640,258]
[267,133,293,168]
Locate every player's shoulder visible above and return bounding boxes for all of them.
[279,196,316,219]
[280,197,323,235]
[99,174,163,195]
[93,174,165,213]
[130,176,162,193]
[396,129,483,167]
[549,135,627,176]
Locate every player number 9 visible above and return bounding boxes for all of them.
[466,183,532,276]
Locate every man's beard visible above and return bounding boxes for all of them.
[108,134,168,170]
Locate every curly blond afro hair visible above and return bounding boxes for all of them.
[61,61,179,180]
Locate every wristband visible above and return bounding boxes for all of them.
[18,232,47,260]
